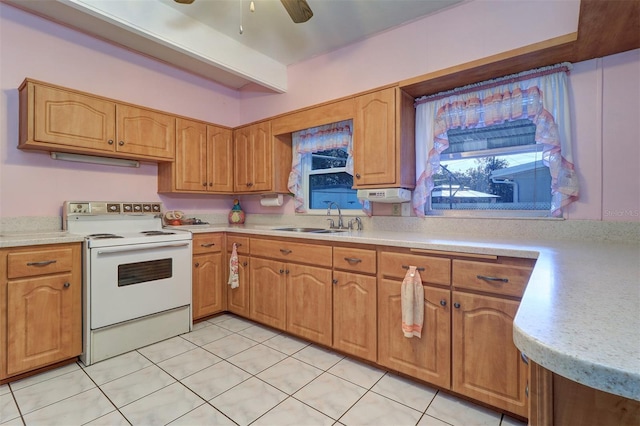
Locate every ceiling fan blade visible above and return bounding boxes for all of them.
[280,0,313,23]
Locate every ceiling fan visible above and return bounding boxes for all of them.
[173,0,313,24]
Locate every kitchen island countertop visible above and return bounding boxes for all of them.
[2,223,638,401]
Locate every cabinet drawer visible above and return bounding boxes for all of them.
[379,252,450,286]
[226,235,250,255]
[7,247,74,279]
[452,259,532,298]
[333,247,376,274]
[251,238,332,267]
[192,233,223,254]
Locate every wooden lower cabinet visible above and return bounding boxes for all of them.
[227,254,250,317]
[332,270,377,362]
[1,243,82,381]
[377,278,451,388]
[192,234,224,320]
[452,291,528,417]
[249,257,287,329]
[529,361,640,426]
[286,263,332,346]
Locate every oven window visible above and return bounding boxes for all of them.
[118,258,172,286]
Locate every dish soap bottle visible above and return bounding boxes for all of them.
[228,199,245,224]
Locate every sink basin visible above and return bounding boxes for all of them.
[273,227,347,233]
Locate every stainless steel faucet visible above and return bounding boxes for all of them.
[326,201,344,229]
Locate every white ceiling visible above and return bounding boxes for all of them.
[8,0,463,92]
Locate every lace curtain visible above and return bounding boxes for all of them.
[413,64,579,217]
[287,120,354,213]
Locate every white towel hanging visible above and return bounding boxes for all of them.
[401,266,424,338]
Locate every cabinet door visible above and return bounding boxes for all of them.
[116,105,175,159]
[7,274,81,375]
[452,291,527,417]
[234,122,272,192]
[249,257,286,330]
[228,255,250,317]
[207,125,234,192]
[175,118,208,192]
[354,88,396,187]
[192,252,224,320]
[332,271,377,362]
[286,264,332,346]
[33,83,116,152]
[378,278,451,388]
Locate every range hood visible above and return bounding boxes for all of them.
[356,188,412,203]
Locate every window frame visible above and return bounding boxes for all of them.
[300,151,362,216]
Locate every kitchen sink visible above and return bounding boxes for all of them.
[273,227,347,233]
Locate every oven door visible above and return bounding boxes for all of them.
[88,240,192,329]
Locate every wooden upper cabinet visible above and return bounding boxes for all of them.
[174,118,208,192]
[116,105,174,159]
[19,79,175,162]
[234,121,272,192]
[233,121,291,194]
[159,119,233,193]
[24,81,116,152]
[207,124,234,192]
[353,87,415,189]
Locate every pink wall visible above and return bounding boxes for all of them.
[240,0,580,121]
[1,2,638,223]
[0,4,241,219]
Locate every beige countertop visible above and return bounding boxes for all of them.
[2,223,638,401]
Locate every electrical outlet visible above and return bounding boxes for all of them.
[401,203,412,216]
[391,203,401,216]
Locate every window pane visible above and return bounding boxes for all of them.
[309,172,358,210]
[312,148,349,170]
[432,152,551,211]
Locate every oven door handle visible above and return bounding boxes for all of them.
[96,242,190,255]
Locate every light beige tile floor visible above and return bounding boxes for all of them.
[1,314,527,426]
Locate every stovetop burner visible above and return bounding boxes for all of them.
[88,233,124,239]
[141,230,176,236]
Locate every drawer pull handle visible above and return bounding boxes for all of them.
[201,243,216,247]
[280,249,292,255]
[521,353,529,365]
[344,257,362,264]
[402,265,425,272]
[477,275,509,283]
[27,260,57,267]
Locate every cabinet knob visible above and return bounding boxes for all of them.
[108,140,114,145]
[242,261,248,267]
[279,269,285,274]
[285,269,290,274]
[118,141,125,146]
[63,282,70,288]
[453,302,461,309]
[202,182,207,187]
[208,183,213,186]
[332,279,338,285]
[355,173,361,179]
[195,262,200,267]
[440,299,447,306]
[247,182,254,187]
[280,249,292,255]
